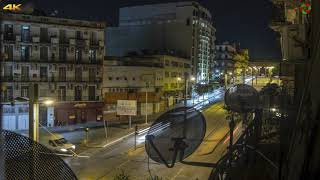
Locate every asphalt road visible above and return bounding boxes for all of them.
[65,101,242,180]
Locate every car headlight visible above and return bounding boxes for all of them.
[71,145,76,150]
[60,148,68,152]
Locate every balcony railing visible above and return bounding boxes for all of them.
[2,58,102,65]
[55,96,101,102]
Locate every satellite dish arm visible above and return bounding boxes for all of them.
[146,135,178,168]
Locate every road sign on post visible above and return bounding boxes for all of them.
[117,100,137,129]
[117,100,137,116]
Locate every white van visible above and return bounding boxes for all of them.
[42,134,76,153]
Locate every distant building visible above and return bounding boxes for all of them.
[0,12,105,130]
[102,55,191,117]
[106,1,216,84]
[214,42,237,75]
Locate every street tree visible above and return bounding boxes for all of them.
[233,49,249,82]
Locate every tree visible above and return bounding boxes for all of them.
[195,84,210,100]
[233,49,249,82]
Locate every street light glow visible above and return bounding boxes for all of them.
[43,99,55,106]
[190,76,196,81]
[177,77,182,81]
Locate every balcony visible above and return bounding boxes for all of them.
[90,40,99,47]
[3,34,15,42]
[55,96,101,102]
[76,39,86,47]
[59,38,69,45]
[51,37,59,44]
[32,36,40,43]
[2,76,14,82]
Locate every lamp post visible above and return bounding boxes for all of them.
[14,84,55,142]
[145,82,149,124]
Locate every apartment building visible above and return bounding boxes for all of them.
[107,1,216,84]
[102,55,191,116]
[0,12,105,130]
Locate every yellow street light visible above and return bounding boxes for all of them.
[177,77,182,81]
[190,76,196,82]
[43,99,55,106]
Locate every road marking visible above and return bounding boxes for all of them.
[171,168,184,180]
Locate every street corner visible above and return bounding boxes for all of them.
[126,145,145,156]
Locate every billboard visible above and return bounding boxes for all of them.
[117,100,137,116]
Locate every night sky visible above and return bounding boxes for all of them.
[34,0,281,60]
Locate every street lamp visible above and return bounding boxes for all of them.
[13,96,55,142]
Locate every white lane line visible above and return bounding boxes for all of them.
[102,127,150,148]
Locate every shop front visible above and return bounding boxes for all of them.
[54,102,103,126]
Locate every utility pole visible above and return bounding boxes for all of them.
[29,84,39,142]
[145,82,149,124]
[224,73,228,91]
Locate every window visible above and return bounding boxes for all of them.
[88,86,96,101]
[4,24,14,40]
[186,18,190,26]
[21,86,29,97]
[132,77,136,81]
[21,46,30,61]
[108,77,112,81]
[40,28,49,42]
[90,32,98,44]
[40,67,48,81]
[21,66,29,81]
[59,30,67,43]
[75,49,82,62]
[40,46,49,60]
[4,86,13,102]
[58,86,66,101]
[75,67,82,82]
[89,49,97,63]
[165,60,170,66]
[89,68,96,82]
[59,67,66,81]
[165,72,170,77]
[4,65,13,81]
[74,86,82,101]
[171,72,177,78]
[76,31,82,39]
[4,45,13,60]
[21,25,30,42]
[59,47,67,62]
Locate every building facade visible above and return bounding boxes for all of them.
[102,55,191,117]
[270,0,307,99]
[106,1,216,84]
[0,12,105,130]
[214,42,237,76]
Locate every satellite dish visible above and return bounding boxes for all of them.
[225,84,259,113]
[0,130,77,180]
[145,107,206,168]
